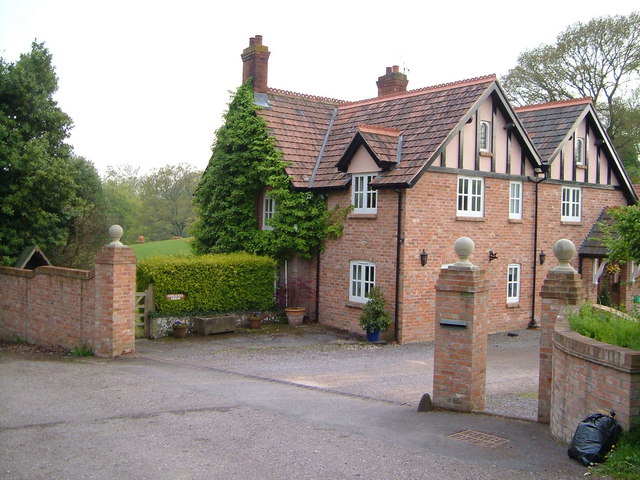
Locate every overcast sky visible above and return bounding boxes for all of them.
[1,0,638,176]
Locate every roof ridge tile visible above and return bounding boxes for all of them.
[515,97,592,112]
[340,74,497,109]
[267,87,344,104]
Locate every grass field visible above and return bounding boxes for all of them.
[130,238,193,259]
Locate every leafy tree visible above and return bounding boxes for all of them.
[192,80,347,260]
[0,42,104,266]
[600,205,640,264]
[138,163,201,240]
[47,156,109,268]
[102,164,143,244]
[502,13,640,179]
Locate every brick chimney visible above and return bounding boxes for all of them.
[376,66,408,97]
[241,35,270,93]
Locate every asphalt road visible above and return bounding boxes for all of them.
[0,325,585,480]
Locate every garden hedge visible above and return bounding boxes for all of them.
[137,252,277,315]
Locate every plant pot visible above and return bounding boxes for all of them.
[284,307,305,326]
[366,329,380,343]
[247,316,262,329]
[172,325,188,338]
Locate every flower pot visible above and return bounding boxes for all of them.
[247,316,262,329]
[172,325,188,338]
[284,307,305,326]
[366,329,380,343]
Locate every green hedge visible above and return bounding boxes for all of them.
[137,252,277,315]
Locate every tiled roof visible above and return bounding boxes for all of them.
[335,125,402,172]
[258,89,341,188]
[259,75,497,190]
[579,207,611,257]
[515,98,592,163]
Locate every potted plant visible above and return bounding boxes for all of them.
[359,286,391,342]
[278,276,312,326]
[172,319,188,338]
[247,313,263,329]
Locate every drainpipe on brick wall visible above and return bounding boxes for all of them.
[529,166,549,328]
[394,189,404,342]
[315,248,321,323]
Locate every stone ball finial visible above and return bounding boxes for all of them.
[551,239,576,273]
[453,237,475,266]
[108,225,124,247]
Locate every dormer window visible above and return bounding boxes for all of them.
[352,173,377,214]
[574,137,585,165]
[479,120,491,153]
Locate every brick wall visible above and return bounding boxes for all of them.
[0,245,136,358]
[551,324,640,441]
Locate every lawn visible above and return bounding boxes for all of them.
[130,238,193,259]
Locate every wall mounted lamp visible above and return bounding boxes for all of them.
[539,250,546,265]
[420,250,429,267]
[488,250,498,262]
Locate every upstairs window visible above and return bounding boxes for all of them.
[574,137,585,165]
[352,173,377,214]
[262,194,275,230]
[479,120,491,153]
[509,181,522,220]
[457,176,483,217]
[561,186,581,222]
[350,261,376,303]
[507,264,521,303]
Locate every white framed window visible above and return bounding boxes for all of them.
[479,120,491,153]
[561,186,581,222]
[262,194,275,230]
[509,181,522,219]
[457,176,483,217]
[574,137,585,165]
[352,174,377,213]
[350,261,375,303]
[507,264,521,303]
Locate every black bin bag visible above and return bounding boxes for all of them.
[568,412,622,466]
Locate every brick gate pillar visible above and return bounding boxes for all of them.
[92,225,137,358]
[537,239,586,423]
[433,237,489,412]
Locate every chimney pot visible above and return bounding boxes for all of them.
[386,67,392,74]
[392,65,399,73]
[255,35,263,45]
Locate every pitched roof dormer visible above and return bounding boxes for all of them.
[337,125,401,173]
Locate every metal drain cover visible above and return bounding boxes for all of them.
[448,429,511,448]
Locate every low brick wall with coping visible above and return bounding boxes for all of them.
[551,317,640,443]
[0,232,136,358]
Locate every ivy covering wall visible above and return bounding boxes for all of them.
[192,80,346,260]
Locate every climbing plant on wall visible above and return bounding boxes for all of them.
[192,80,348,260]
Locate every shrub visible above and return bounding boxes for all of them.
[568,303,640,351]
[359,286,392,333]
[137,252,277,315]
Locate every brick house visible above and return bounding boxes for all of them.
[235,35,638,343]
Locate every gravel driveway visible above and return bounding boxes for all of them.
[135,323,540,420]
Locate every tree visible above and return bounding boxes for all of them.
[600,205,640,265]
[102,164,143,244]
[0,42,103,266]
[501,13,640,180]
[192,80,346,260]
[138,163,201,240]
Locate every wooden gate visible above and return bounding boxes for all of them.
[135,285,155,338]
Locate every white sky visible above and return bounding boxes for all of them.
[0,0,638,176]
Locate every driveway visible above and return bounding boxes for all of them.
[0,325,584,480]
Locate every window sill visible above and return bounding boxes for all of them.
[456,216,485,222]
[508,218,523,223]
[576,164,587,170]
[345,301,365,309]
[506,302,520,308]
[479,151,494,157]
[561,220,582,226]
[349,213,377,220]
